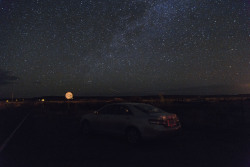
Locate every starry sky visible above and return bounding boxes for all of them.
[0,0,249,98]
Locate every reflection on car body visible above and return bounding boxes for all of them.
[80,103,181,143]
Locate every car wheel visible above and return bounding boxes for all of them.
[126,128,141,144]
[81,121,90,135]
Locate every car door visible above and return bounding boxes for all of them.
[110,105,133,134]
[96,105,117,133]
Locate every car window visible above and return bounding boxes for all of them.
[99,105,132,115]
[116,106,132,115]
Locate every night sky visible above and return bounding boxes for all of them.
[0,0,249,98]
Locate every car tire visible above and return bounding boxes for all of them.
[81,120,90,135]
[126,128,141,144]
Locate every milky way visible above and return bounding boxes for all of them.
[0,0,249,98]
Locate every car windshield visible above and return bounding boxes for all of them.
[133,104,165,114]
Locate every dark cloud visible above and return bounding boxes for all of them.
[0,69,19,85]
[32,80,43,85]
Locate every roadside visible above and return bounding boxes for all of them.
[0,112,30,153]
[0,108,30,146]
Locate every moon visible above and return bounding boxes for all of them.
[65,92,73,100]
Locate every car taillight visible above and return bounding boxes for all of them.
[166,118,177,127]
[149,115,179,127]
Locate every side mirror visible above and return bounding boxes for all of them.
[93,111,98,115]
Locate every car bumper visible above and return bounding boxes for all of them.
[141,124,182,139]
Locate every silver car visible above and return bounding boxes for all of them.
[80,103,181,143]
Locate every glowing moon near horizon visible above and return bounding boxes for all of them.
[65,92,73,100]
